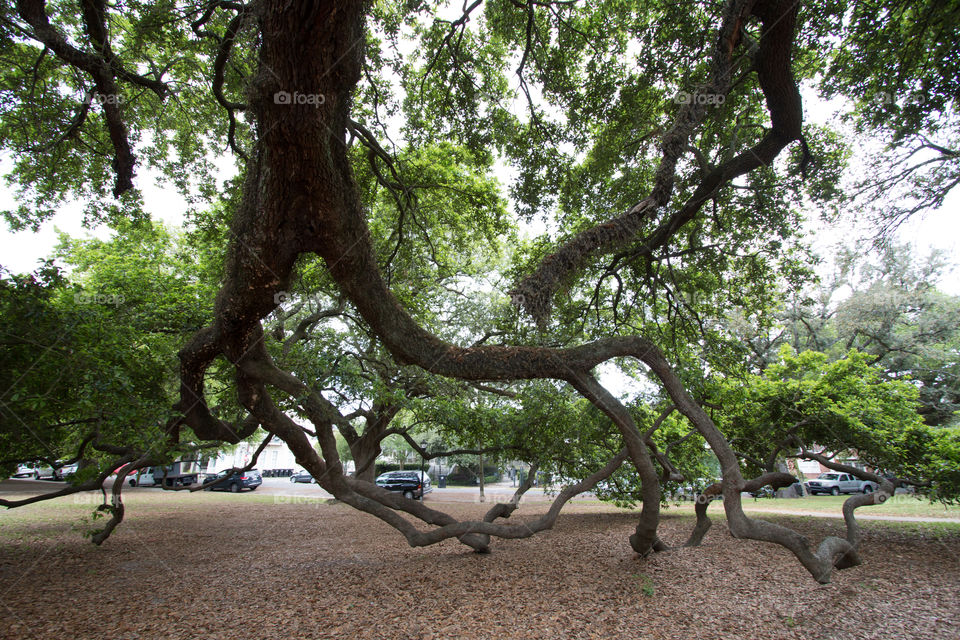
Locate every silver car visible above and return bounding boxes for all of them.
[58,463,78,480]
[11,464,34,478]
[33,463,58,480]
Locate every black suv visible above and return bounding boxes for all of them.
[203,469,262,492]
[375,471,431,499]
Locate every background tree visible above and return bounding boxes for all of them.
[731,244,960,426]
[818,0,960,236]
[0,220,221,538]
[713,347,960,500]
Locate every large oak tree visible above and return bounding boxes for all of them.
[2,0,959,583]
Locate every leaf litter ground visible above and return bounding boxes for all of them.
[1,499,957,639]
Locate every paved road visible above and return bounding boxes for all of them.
[255,477,557,503]
[0,476,556,503]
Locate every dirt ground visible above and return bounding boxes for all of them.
[1,499,958,640]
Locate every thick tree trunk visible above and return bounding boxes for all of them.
[350,438,381,484]
[478,452,485,503]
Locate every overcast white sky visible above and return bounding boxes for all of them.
[800,93,959,294]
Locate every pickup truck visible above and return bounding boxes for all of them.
[805,472,879,495]
[128,467,161,487]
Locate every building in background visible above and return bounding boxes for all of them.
[205,436,305,477]
[204,433,355,477]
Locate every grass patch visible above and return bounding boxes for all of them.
[852,517,960,537]
[635,572,656,596]
[0,487,332,542]
[668,494,960,518]
[680,509,960,537]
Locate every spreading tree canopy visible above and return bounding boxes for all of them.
[1,0,959,583]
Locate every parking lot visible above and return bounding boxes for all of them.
[0,475,556,503]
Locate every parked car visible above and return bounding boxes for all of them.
[290,470,316,483]
[375,470,431,500]
[11,464,34,478]
[128,467,160,487]
[805,472,878,495]
[203,469,262,493]
[58,463,78,481]
[33,463,58,480]
[748,485,775,499]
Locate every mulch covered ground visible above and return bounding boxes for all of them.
[1,500,957,639]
